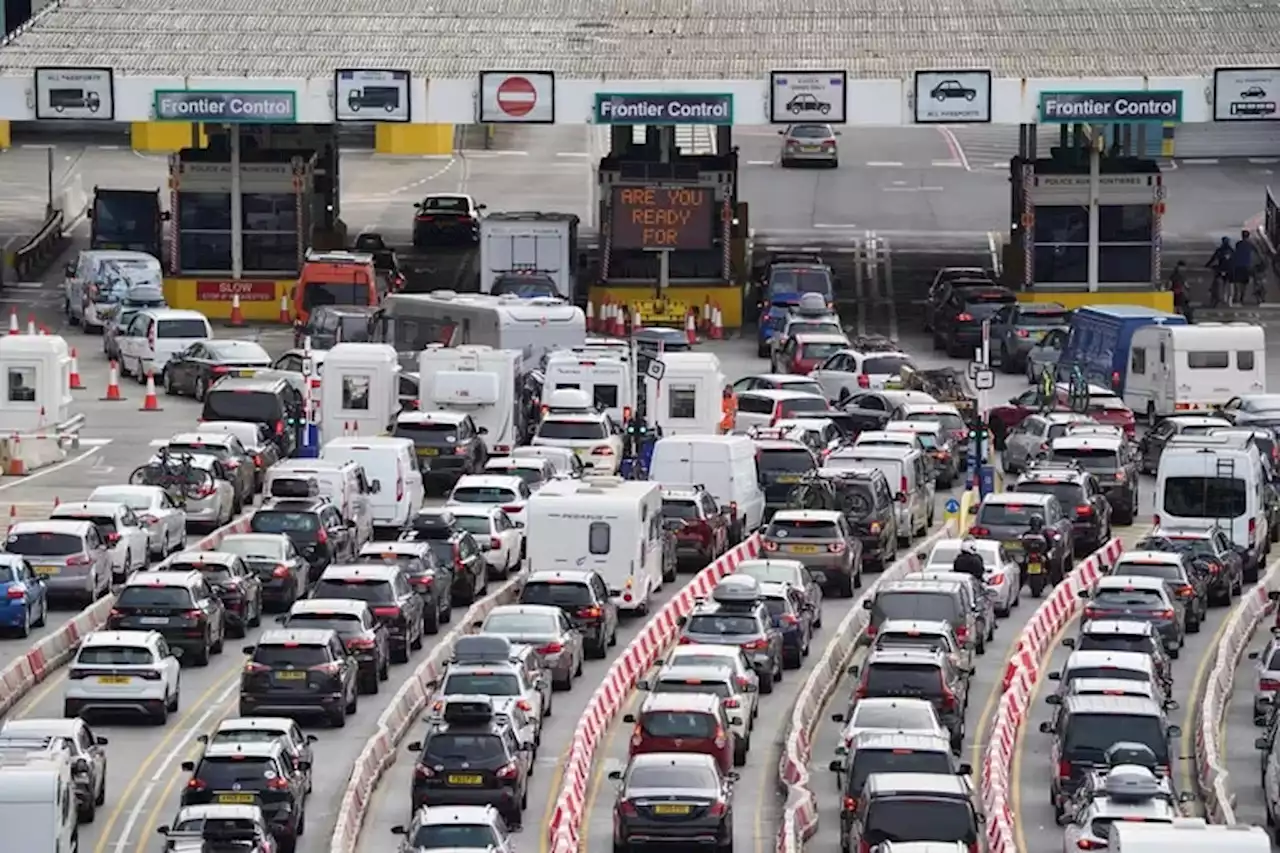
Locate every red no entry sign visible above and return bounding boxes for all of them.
[497,76,537,117]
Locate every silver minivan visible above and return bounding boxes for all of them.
[5,520,112,607]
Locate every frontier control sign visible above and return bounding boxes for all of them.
[1038,90,1183,124]
[154,90,297,123]
[611,186,715,250]
[594,93,733,125]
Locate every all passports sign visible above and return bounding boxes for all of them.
[1038,90,1183,124]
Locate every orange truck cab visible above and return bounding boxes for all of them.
[294,250,380,325]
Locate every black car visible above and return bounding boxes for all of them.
[932,286,1017,358]
[279,598,391,694]
[1140,526,1246,604]
[165,551,263,638]
[754,440,819,521]
[1111,550,1209,634]
[202,374,306,458]
[399,510,487,605]
[179,740,309,853]
[412,194,484,247]
[845,771,981,851]
[519,569,619,658]
[310,563,425,664]
[1137,415,1234,475]
[351,232,406,294]
[216,532,310,613]
[251,497,356,582]
[239,628,359,726]
[790,468,897,571]
[1046,435,1140,525]
[391,412,489,492]
[294,304,377,350]
[162,340,272,401]
[108,571,227,666]
[355,541,453,634]
[609,752,734,851]
[922,276,998,333]
[1011,461,1112,555]
[845,648,970,752]
[407,696,530,827]
[835,393,897,434]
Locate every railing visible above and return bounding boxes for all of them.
[1264,187,1278,256]
[12,209,66,282]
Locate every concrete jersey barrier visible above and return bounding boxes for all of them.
[0,511,254,718]
[774,522,957,853]
[979,537,1124,853]
[1195,559,1280,824]
[543,534,763,853]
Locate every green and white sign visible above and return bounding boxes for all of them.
[153,90,297,123]
[594,93,733,125]
[1039,90,1182,124]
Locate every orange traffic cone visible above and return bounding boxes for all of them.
[685,310,698,345]
[710,304,724,340]
[631,307,642,337]
[139,372,162,411]
[229,294,245,327]
[278,296,291,325]
[701,298,712,332]
[68,348,84,390]
[25,315,35,335]
[7,309,17,336]
[6,434,24,476]
[612,303,624,337]
[101,361,124,401]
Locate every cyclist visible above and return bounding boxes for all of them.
[952,538,986,581]
[1206,237,1234,306]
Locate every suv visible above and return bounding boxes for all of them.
[970,491,1074,580]
[279,598,390,694]
[390,804,514,853]
[623,692,739,774]
[754,439,820,521]
[196,717,317,795]
[392,411,489,493]
[1142,526,1245,606]
[1081,576,1184,656]
[311,563,425,663]
[660,485,733,570]
[762,509,861,596]
[399,510,487,605]
[109,570,227,665]
[1048,433,1140,525]
[678,576,785,693]
[1063,620,1173,691]
[164,550,263,638]
[519,569,618,658]
[844,771,983,852]
[407,696,531,828]
[430,635,550,722]
[201,373,305,457]
[815,468,897,572]
[251,494,356,581]
[1011,460,1112,556]
[6,519,113,608]
[865,578,978,659]
[640,664,755,765]
[179,740,308,852]
[355,540,452,633]
[1111,551,1208,635]
[239,628,360,726]
[847,648,970,752]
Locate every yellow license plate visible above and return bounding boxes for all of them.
[1027,561,1043,575]
[96,676,129,685]
[231,369,257,378]
[37,566,58,575]
[776,475,802,483]
[216,793,257,804]
[789,545,819,554]
[275,671,306,680]
[417,447,439,456]
[1003,541,1022,551]
[448,774,483,785]
[654,804,692,815]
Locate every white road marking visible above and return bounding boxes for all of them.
[0,442,110,491]
[865,161,904,167]
[932,160,963,167]
[813,223,859,229]
[746,160,775,166]
[882,186,944,192]
[935,126,973,171]
[1181,158,1220,165]
[556,152,589,157]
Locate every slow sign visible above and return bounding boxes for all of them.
[610,186,715,250]
[195,280,277,302]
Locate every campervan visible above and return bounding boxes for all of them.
[645,352,726,436]
[1124,323,1266,419]
[0,752,78,853]
[319,343,402,440]
[525,478,664,614]
[544,348,636,425]
[418,344,523,454]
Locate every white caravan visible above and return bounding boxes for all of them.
[544,348,636,425]
[1124,322,1266,418]
[645,352,726,436]
[418,344,523,454]
[319,343,402,441]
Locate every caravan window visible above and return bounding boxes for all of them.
[1187,351,1229,370]
[588,521,610,554]
[1131,348,1146,375]
[594,385,619,410]
[1239,351,1256,371]
[1163,476,1247,518]
[669,387,697,419]
[342,376,371,410]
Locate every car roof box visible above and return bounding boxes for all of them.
[712,575,762,607]
[270,477,319,499]
[795,293,829,314]
[452,635,514,665]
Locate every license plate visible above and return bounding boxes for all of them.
[1004,541,1022,552]
[417,447,439,456]
[448,774,483,785]
[36,566,58,575]
[96,676,129,685]
[789,545,819,554]
[139,616,169,625]
[776,474,802,484]
[275,671,306,681]
[216,793,257,804]
[230,369,257,378]
[801,146,821,153]
[1027,561,1043,575]
[654,804,692,815]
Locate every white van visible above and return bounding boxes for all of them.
[0,752,77,853]
[117,308,213,381]
[827,445,934,542]
[1125,323,1266,418]
[646,352,725,436]
[1155,432,1269,578]
[319,343,402,440]
[1109,819,1270,853]
[321,436,423,534]
[648,435,765,537]
[263,459,375,546]
[545,348,635,425]
[64,250,164,331]
[525,478,664,614]
[418,344,522,454]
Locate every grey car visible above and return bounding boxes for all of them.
[1080,575,1184,656]
[1248,633,1280,722]
[1001,412,1096,473]
[779,123,840,167]
[476,604,585,691]
[989,302,1071,374]
[5,519,112,607]
[1025,328,1067,383]
[761,509,861,597]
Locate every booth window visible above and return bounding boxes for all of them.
[669,387,697,419]
[178,232,232,273]
[341,375,371,410]
[588,522,611,555]
[243,233,299,274]
[242,193,298,231]
[7,367,36,403]
[178,193,232,231]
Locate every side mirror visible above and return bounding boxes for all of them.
[1045,695,1061,705]
[478,426,489,435]
[1257,737,1270,750]
[476,203,487,211]
[1249,651,1260,659]
[608,770,622,780]
[831,712,845,722]
[276,615,289,624]
[623,713,636,723]
[727,771,740,782]
[833,744,848,756]
[1167,724,1182,738]
[1038,721,1054,734]
[1164,699,1180,711]
[471,620,484,630]
[180,761,195,772]
[391,825,408,836]
[407,741,423,752]
[677,616,687,626]
[297,760,312,771]
[157,826,171,836]
[730,716,744,725]
[95,736,108,746]
[1077,590,1090,599]
[64,263,75,278]
[1061,637,1076,649]
[1270,590,1280,602]
[242,645,256,655]
[847,665,860,677]
[829,759,844,772]
[1047,671,1061,681]
[637,679,650,690]
[915,552,927,561]
[809,570,825,585]
[306,734,318,743]
[958,763,972,775]
[895,493,908,503]
[171,647,184,659]
[861,599,873,611]
[743,682,758,693]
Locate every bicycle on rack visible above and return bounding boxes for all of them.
[129,447,211,509]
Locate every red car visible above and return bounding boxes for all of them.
[774,332,849,375]
[989,386,1136,448]
[623,693,737,774]
[1053,384,1136,438]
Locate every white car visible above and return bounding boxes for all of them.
[86,485,187,561]
[64,630,182,724]
[831,696,947,747]
[532,412,622,474]
[810,347,917,401]
[922,538,1021,616]
[49,501,150,580]
[447,474,532,529]
[654,643,761,721]
[509,445,585,478]
[483,455,556,492]
[116,308,214,383]
[448,505,525,578]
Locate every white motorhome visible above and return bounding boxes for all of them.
[525,478,664,614]
[1154,432,1270,578]
[418,344,523,454]
[0,752,78,853]
[319,342,402,441]
[648,435,765,536]
[1124,323,1266,418]
[645,352,726,436]
[544,348,636,425]
[1108,818,1269,853]
[478,212,579,301]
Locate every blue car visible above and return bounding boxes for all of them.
[0,554,48,636]
[760,580,813,669]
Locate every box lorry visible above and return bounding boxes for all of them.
[478,212,580,302]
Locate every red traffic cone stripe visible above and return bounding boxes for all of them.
[68,348,84,390]
[229,294,245,327]
[7,309,18,336]
[279,296,291,325]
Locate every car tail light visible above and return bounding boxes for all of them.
[1078,840,1105,850]
[316,528,329,545]
[211,366,229,375]
[857,374,869,388]
[770,402,783,425]
[1111,371,1121,391]
[347,637,376,651]
[763,540,778,552]
[1204,560,1222,574]
[970,526,989,536]
[631,724,644,747]
[185,609,206,623]
[414,765,434,779]
[724,697,740,708]
[275,420,285,436]
[869,521,882,534]
[501,505,522,514]
[842,796,857,812]
[968,844,980,853]
[955,625,969,644]
[854,681,868,700]
[108,608,122,621]
[138,670,162,681]
[372,606,401,620]
[412,575,433,588]
[244,662,271,674]
[577,606,602,619]
[309,662,341,675]
[454,446,468,456]
[267,775,291,791]
[496,761,518,780]
[900,476,908,495]
[859,841,871,853]
[396,477,405,502]
[6,585,26,599]
[148,325,156,351]
[865,624,877,638]
[591,446,614,456]
[708,800,727,816]
[678,636,693,644]
[223,459,240,470]
[827,541,845,554]
[66,554,92,567]
[495,444,510,453]
[516,699,533,712]
[1083,607,1103,620]
[1155,609,1175,620]
[272,565,290,579]
[1015,329,1029,338]
[940,685,958,712]
[1153,514,1160,527]
[956,312,973,322]
[713,726,727,749]
[453,544,465,572]
[1058,759,1072,779]
[1260,679,1280,691]
[539,642,563,654]
[186,778,206,791]
[1040,442,1050,452]
[105,532,121,544]
[781,614,799,627]
[1250,518,1258,542]
[140,513,160,527]
[196,484,215,498]
[988,573,1005,585]
[1076,504,1093,517]
[490,537,502,550]
[1175,584,1195,599]
[619,800,639,817]
[743,638,768,650]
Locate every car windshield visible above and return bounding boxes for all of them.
[116,586,193,608]
[304,284,371,311]
[863,355,913,375]
[1013,481,1081,508]
[1159,536,1218,560]
[452,516,494,537]
[877,632,950,652]
[640,711,716,738]
[1063,714,1167,762]
[738,564,801,585]
[311,578,394,604]
[88,489,153,511]
[758,449,817,473]
[421,197,469,213]
[780,398,830,417]
[874,592,957,622]
[1050,447,1119,470]
[394,422,460,444]
[210,728,287,747]
[865,799,975,844]
[6,532,81,556]
[0,565,16,583]
[654,678,732,698]
[253,645,329,668]
[851,702,936,731]
[864,664,941,695]
[536,420,608,441]
[78,645,155,666]
[1163,476,1247,518]
[767,519,839,539]
[442,672,521,696]
[285,613,362,635]
[1066,666,1147,683]
[483,613,557,634]
[217,538,286,560]
[669,653,739,671]
[906,412,966,433]
[977,502,1047,525]
[662,500,700,520]
[521,581,593,607]
[628,763,719,789]
[1115,561,1182,581]
[203,390,282,423]
[422,733,504,762]
[1092,588,1165,609]
[1018,310,1070,327]
[193,758,278,789]
[488,466,545,487]
[848,750,953,795]
[685,614,759,636]
[250,511,319,534]
[411,824,501,850]
[157,319,208,338]
[768,270,831,299]
[450,487,517,505]
[790,322,842,337]
[801,341,844,360]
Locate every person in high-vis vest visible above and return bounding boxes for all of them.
[720,385,737,433]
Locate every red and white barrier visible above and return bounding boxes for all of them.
[545,534,763,853]
[773,524,956,853]
[1194,557,1280,824]
[0,511,254,718]
[979,537,1124,853]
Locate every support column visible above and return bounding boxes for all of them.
[373,124,454,156]
[230,125,243,279]
[1086,129,1101,292]
[715,125,732,156]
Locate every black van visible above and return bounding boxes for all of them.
[202,373,305,457]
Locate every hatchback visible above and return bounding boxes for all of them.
[6,520,112,608]
[762,509,860,596]
[1110,551,1207,635]
[623,692,739,774]
[1080,576,1184,656]
[0,554,48,636]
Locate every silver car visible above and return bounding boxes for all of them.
[87,484,188,560]
[1249,634,1280,723]
[5,519,112,607]
[136,452,236,530]
[476,604,585,691]
[1001,412,1096,473]
[779,123,840,167]
[1059,765,1178,848]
